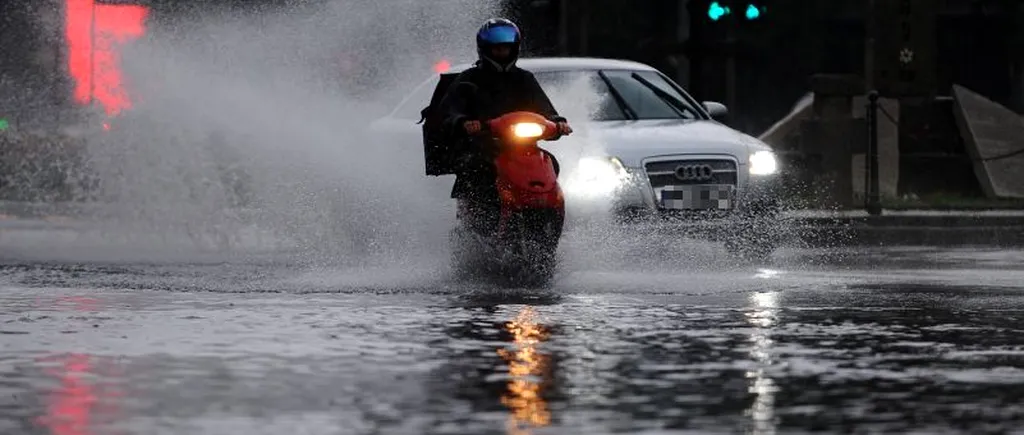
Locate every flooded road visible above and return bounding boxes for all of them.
[2,245,1024,434]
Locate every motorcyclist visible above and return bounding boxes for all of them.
[437,18,572,234]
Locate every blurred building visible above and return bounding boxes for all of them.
[0,0,73,131]
[507,0,1024,135]
[2,0,1021,142]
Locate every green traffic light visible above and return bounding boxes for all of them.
[708,1,730,21]
[745,4,764,20]
[0,118,8,131]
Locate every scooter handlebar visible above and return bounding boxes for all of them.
[473,112,566,142]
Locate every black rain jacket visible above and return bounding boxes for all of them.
[435,61,566,199]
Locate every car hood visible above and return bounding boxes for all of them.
[577,119,771,168]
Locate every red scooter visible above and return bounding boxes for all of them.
[450,111,567,284]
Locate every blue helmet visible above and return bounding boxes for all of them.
[476,18,521,71]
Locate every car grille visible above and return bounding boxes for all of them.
[644,159,738,188]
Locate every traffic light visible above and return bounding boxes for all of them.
[707,2,767,22]
[707,1,730,21]
[0,118,8,131]
[744,3,765,20]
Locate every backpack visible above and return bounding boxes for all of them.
[419,72,461,176]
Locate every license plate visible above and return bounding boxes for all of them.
[660,185,735,210]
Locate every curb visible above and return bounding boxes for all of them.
[0,201,104,220]
[784,212,1024,247]
[790,224,1024,247]
[3,202,1024,247]
[621,215,1024,248]
[0,217,88,231]
[790,215,1024,227]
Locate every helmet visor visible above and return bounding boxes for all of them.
[479,25,519,44]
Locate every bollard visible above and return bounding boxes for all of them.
[866,90,882,216]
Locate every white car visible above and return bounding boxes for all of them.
[370,57,784,259]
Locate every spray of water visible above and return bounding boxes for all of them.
[3,0,802,280]
[65,0,503,269]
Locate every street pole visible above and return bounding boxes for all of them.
[1004,0,1024,112]
[558,0,569,55]
[866,90,882,215]
[578,0,588,55]
[725,7,736,118]
[673,0,691,88]
[676,0,688,87]
[864,0,878,215]
[864,0,875,91]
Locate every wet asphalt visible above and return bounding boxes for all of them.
[2,230,1024,435]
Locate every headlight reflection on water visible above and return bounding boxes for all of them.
[497,306,552,434]
[744,291,780,435]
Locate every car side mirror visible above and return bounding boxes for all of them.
[702,101,728,120]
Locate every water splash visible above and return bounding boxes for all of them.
[70,0,502,266]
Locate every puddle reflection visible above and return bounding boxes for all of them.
[33,353,121,435]
[744,291,780,435]
[37,296,101,313]
[498,306,552,435]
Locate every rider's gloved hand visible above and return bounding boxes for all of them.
[556,121,572,135]
[463,120,482,135]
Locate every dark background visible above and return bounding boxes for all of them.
[1,0,1022,200]
[505,0,1024,136]
[2,0,1021,134]
[501,0,1024,200]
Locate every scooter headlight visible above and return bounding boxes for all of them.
[511,122,545,139]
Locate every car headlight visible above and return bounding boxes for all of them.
[749,150,778,176]
[565,156,628,197]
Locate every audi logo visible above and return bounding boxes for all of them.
[674,164,714,182]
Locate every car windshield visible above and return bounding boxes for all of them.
[392,75,441,120]
[391,68,705,122]
[534,69,704,121]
